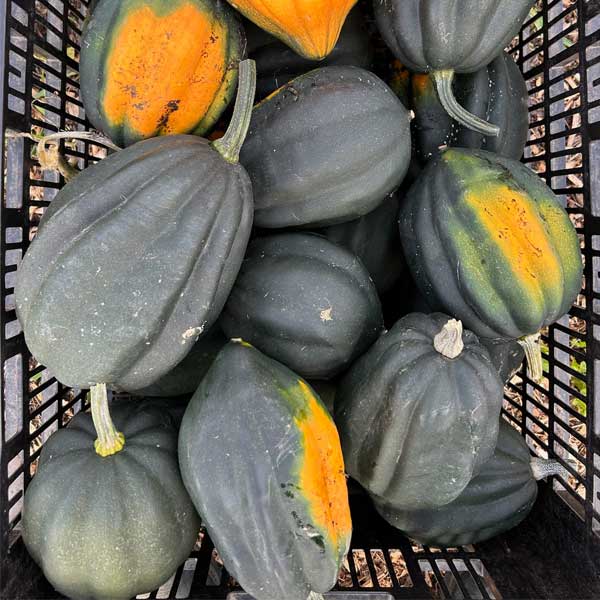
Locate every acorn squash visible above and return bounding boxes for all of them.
[374,0,535,135]
[399,148,582,381]
[179,340,352,600]
[375,421,566,546]
[335,313,503,509]
[316,192,405,294]
[221,233,384,379]
[129,323,227,397]
[81,0,244,147]
[16,61,256,391]
[23,391,200,600]
[481,339,525,383]
[226,0,356,60]
[240,66,411,228]
[246,7,373,100]
[412,52,528,162]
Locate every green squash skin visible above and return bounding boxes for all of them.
[374,421,537,546]
[128,323,227,396]
[413,52,529,162]
[240,66,411,228]
[480,338,525,383]
[80,0,243,147]
[375,0,535,74]
[22,402,201,600]
[15,135,253,390]
[335,312,503,510]
[246,7,374,100]
[178,342,352,600]
[315,192,405,295]
[221,233,384,379]
[399,148,583,340]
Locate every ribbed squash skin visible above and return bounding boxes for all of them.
[375,0,535,74]
[130,324,227,396]
[240,66,411,228]
[375,421,537,546]
[316,192,405,294]
[335,312,503,509]
[399,149,582,340]
[23,403,200,600]
[80,0,243,146]
[221,233,384,379]
[16,135,252,390]
[413,52,528,162]
[227,0,357,60]
[179,342,352,600]
[246,7,373,99]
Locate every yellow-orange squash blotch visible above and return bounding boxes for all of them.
[227,0,357,59]
[80,0,243,146]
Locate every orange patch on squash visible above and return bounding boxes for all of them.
[412,73,433,95]
[228,0,356,59]
[102,3,228,138]
[294,380,351,552]
[464,183,562,296]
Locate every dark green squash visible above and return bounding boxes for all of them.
[399,148,582,381]
[15,61,256,392]
[178,340,352,600]
[374,0,535,135]
[335,312,503,509]
[246,7,373,100]
[374,420,566,546]
[412,52,528,163]
[129,323,227,396]
[240,66,411,228]
[481,339,525,383]
[80,0,243,146]
[315,192,405,294]
[23,391,200,600]
[221,233,384,379]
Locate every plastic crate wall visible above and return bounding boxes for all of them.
[0,1,599,599]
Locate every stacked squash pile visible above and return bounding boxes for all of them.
[16,1,581,599]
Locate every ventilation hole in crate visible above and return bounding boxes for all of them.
[5,269,17,290]
[369,550,392,588]
[3,353,23,441]
[337,556,353,588]
[206,548,224,586]
[352,549,374,587]
[418,560,444,599]
[5,293,16,311]
[388,549,412,587]
[173,557,197,599]
[8,472,24,504]
[8,495,23,527]
[8,451,24,479]
[5,319,22,339]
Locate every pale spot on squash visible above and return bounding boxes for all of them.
[319,307,333,322]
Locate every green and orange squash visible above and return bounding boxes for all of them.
[335,313,504,510]
[80,0,243,146]
[179,340,352,600]
[15,61,256,391]
[23,390,200,600]
[246,6,373,100]
[226,0,357,60]
[375,420,567,546]
[375,0,535,135]
[399,148,582,381]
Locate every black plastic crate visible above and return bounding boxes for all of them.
[1,1,600,598]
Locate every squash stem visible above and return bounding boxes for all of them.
[307,593,325,600]
[530,457,569,482]
[212,59,257,164]
[90,383,125,457]
[433,319,464,359]
[518,333,543,383]
[432,70,500,137]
